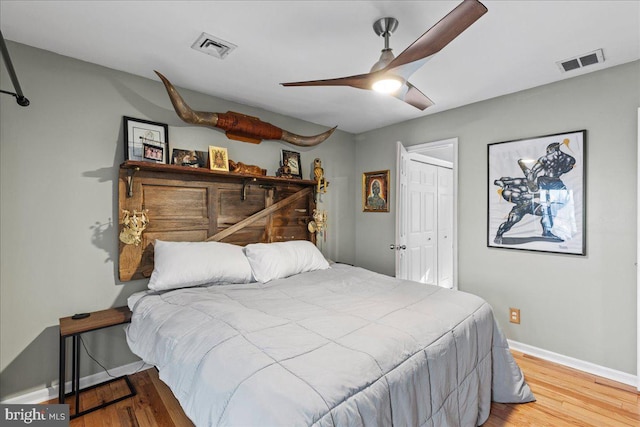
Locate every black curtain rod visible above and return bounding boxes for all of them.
[0,29,30,107]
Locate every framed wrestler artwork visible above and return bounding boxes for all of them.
[487,130,586,255]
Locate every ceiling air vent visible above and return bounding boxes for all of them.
[191,32,237,59]
[557,49,604,73]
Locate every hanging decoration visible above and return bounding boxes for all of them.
[308,209,327,244]
[119,209,149,246]
[155,71,336,147]
[313,158,329,194]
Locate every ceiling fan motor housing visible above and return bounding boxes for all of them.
[370,49,396,72]
[371,17,399,72]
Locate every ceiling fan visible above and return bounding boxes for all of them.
[281,0,487,110]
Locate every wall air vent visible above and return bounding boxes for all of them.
[557,49,604,73]
[191,32,237,59]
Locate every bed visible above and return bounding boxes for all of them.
[125,240,534,426]
[119,163,533,426]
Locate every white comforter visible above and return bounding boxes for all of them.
[126,264,533,426]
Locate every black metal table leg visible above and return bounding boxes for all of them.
[74,335,80,416]
[58,335,66,404]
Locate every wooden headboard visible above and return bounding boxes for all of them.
[118,161,317,281]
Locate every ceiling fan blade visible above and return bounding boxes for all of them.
[385,0,487,71]
[395,82,435,110]
[281,72,374,90]
[386,57,430,81]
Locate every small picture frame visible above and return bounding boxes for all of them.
[362,170,390,212]
[172,149,208,168]
[282,150,302,179]
[143,143,164,161]
[209,146,229,171]
[123,116,168,164]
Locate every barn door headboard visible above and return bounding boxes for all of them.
[118,161,317,281]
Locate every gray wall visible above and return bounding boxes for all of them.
[355,61,639,375]
[0,42,356,400]
[1,38,637,401]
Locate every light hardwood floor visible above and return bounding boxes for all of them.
[53,351,639,426]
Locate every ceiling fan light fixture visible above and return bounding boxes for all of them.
[372,76,403,94]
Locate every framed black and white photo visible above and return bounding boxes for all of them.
[124,116,169,164]
[282,150,302,179]
[487,130,586,255]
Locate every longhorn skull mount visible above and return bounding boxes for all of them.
[155,71,336,147]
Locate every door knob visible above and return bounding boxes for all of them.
[389,244,395,250]
[399,245,406,250]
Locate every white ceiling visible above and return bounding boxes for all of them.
[1,1,639,134]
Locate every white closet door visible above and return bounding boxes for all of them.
[437,167,454,288]
[395,142,409,279]
[406,160,437,284]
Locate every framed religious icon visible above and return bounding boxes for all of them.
[487,130,586,255]
[123,116,169,164]
[362,170,390,212]
[208,146,229,171]
[281,150,302,179]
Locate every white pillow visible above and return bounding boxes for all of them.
[148,240,254,291]
[244,240,330,283]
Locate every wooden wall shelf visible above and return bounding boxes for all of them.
[121,161,317,186]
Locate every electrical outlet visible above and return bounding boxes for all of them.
[509,308,520,324]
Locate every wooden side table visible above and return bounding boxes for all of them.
[58,306,136,418]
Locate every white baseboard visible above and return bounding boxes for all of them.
[1,360,152,405]
[508,339,638,389]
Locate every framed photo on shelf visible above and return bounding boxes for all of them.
[171,149,208,168]
[208,146,229,171]
[123,116,168,164]
[487,129,586,255]
[282,150,302,179]
[362,170,390,212]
